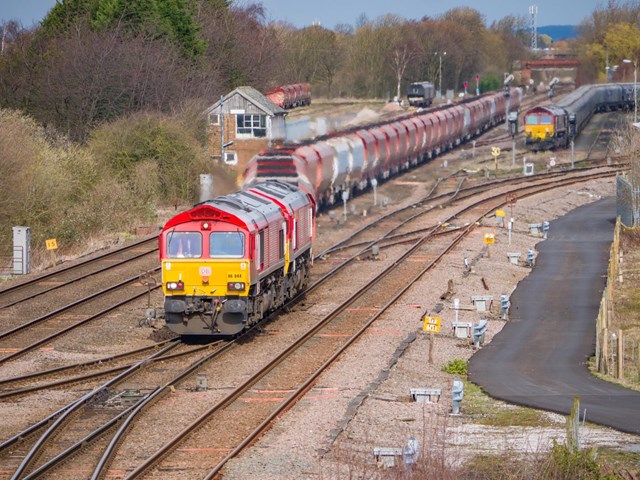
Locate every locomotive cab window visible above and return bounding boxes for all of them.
[525,116,539,125]
[540,115,552,125]
[210,231,245,257]
[167,232,202,258]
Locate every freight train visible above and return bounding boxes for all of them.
[266,83,311,109]
[524,83,635,151]
[159,87,522,337]
[244,88,523,208]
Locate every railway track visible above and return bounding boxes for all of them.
[0,102,626,478]
[89,168,618,479]
[0,339,178,399]
[317,164,625,259]
[0,340,231,479]
[0,166,620,479]
[0,268,161,365]
[0,237,158,308]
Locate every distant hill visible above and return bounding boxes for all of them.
[537,25,577,41]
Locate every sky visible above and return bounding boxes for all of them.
[1,0,604,29]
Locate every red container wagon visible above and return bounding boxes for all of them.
[432,111,450,153]
[399,118,418,165]
[354,129,377,185]
[407,116,428,162]
[369,127,392,179]
[419,114,437,158]
[343,133,367,191]
[323,138,351,195]
[380,123,403,174]
[266,83,312,109]
[450,105,466,145]
[297,143,336,204]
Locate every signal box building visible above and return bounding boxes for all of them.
[205,86,287,182]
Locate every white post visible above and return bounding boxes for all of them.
[220,95,225,162]
[439,54,442,98]
[634,62,637,123]
[571,139,575,168]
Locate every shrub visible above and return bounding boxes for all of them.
[87,110,212,205]
[442,358,468,375]
[539,441,605,480]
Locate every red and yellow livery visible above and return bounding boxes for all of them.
[160,180,314,336]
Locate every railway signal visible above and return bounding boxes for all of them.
[491,146,501,173]
[508,112,518,166]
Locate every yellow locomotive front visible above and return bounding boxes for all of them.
[523,105,567,151]
[161,212,252,336]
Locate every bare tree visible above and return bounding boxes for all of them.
[390,43,416,100]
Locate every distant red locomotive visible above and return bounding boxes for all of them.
[160,180,315,336]
[266,83,311,109]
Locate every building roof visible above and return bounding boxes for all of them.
[205,86,287,117]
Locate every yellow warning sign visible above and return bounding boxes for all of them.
[484,233,495,244]
[45,239,58,250]
[423,316,441,333]
[495,210,506,218]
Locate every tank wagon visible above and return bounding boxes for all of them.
[407,81,436,107]
[244,88,523,208]
[524,83,634,151]
[160,180,314,337]
[266,83,311,109]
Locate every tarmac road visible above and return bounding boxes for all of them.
[469,196,640,435]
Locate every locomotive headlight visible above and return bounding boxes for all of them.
[227,282,245,291]
[166,280,185,291]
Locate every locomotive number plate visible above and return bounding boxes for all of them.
[199,267,212,276]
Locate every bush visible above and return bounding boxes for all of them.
[539,441,613,480]
[87,109,212,205]
[442,358,468,375]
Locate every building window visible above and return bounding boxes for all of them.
[237,114,266,138]
[224,152,237,165]
[209,113,220,125]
